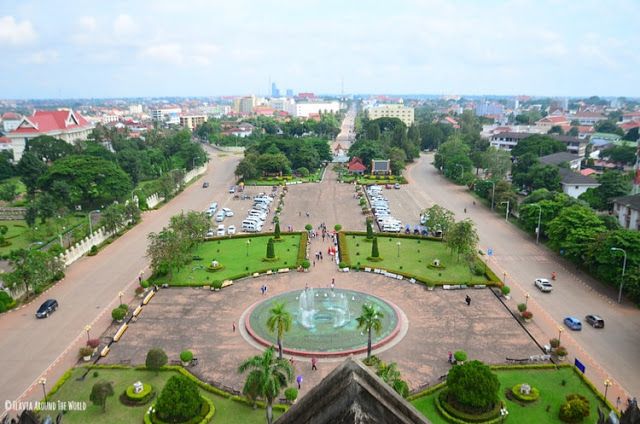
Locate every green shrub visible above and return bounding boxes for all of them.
[334,224,342,232]
[301,259,310,269]
[118,303,129,312]
[284,387,298,402]
[517,303,527,313]
[550,338,560,348]
[371,237,380,258]
[141,280,150,289]
[125,383,153,401]
[87,245,98,256]
[559,394,590,423]
[111,307,126,321]
[146,348,168,374]
[511,384,540,402]
[180,350,193,363]
[155,375,203,423]
[266,238,275,259]
[453,351,467,363]
[436,390,503,423]
[501,285,511,296]
[447,360,499,412]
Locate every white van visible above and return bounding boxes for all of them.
[247,210,267,220]
[242,220,263,232]
[382,223,401,232]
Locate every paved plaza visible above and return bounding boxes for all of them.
[103,246,539,397]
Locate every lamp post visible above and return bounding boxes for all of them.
[525,293,530,308]
[39,377,47,402]
[118,291,124,306]
[455,164,464,180]
[558,326,563,346]
[610,247,627,304]
[604,379,612,402]
[503,272,507,284]
[88,209,100,235]
[533,204,542,244]
[500,201,510,222]
[246,240,251,257]
[396,242,401,258]
[84,324,92,342]
[489,180,496,211]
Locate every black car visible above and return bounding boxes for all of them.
[36,299,58,318]
[585,314,605,328]
[202,182,209,188]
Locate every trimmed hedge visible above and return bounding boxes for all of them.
[230,395,288,412]
[145,395,215,424]
[126,383,153,400]
[510,384,540,402]
[45,369,73,399]
[337,232,350,266]
[407,381,447,401]
[435,392,504,424]
[297,231,308,266]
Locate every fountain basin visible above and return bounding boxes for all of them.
[245,288,402,358]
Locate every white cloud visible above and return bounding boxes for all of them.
[140,43,183,65]
[21,50,59,64]
[113,14,136,38]
[78,16,97,31]
[0,16,37,45]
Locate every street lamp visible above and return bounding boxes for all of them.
[558,326,563,346]
[39,377,47,402]
[610,247,627,304]
[455,164,464,180]
[396,242,401,258]
[84,324,92,342]
[604,379,612,402]
[246,240,251,257]
[88,209,100,235]
[500,201,510,222]
[533,204,542,245]
[118,291,124,305]
[503,272,507,284]
[525,293,530,308]
[500,407,509,423]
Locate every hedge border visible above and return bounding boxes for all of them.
[46,369,73,399]
[434,392,504,424]
[144,394,215,424]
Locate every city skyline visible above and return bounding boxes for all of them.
[1,0,639,99]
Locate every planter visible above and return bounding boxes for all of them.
[83,355,91,362]
[503,295,511,300]
[182,361,190,367]
[523,318,532,323]
[426,286,435,291]
[557,355,567,362]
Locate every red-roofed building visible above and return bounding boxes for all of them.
[580,168,597,177]
[347,157,366,174]
[0,136,12,153]
[1,112,22,133]
[536,115,569,129]
[439,116,460,129]
[6,109,94,160]
[619,121,640,132]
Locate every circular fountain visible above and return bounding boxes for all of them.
[244,288,403,357]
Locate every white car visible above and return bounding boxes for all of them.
[216,225,225,236]
[206,229,215,238]
[215,211,225,222]
[227,225,236,235]
[534,278,553,292]
[222,207,234,217]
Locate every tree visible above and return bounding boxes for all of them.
[147,229,189,277]
[89,381,114,413]
[371,237,380,258]
[238,346,293,424]
[579,170,632,210]
[145,348,168,374]
[446,219,479,260]
[483,148,511,180]
[274,222,281,239]
[38,155,132,209]
[169,211,210,251]
[266,238,275,259]
[99,203,126,234]
[366,219,374,240]
[547,125,565,135]
[0,181,18,202]
[595,120,624,136]
[601,145,637,165]
[26,135,73,163]
[155,375,203,422]
[527,164,561,191]
[16,152,47,195]
[235,155,260,180]
[356,304,384,360]
[447,360,500,412]
[0,151,15,180]
[423,205,455,238]
[388,147,407,175]
[546,205,606,261]
[623,127,639,141]
[266,302,292,360]
[511,135,566,158]
[4,249,64,299]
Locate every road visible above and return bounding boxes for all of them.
[390,152,640,398]
[0,147,241,415]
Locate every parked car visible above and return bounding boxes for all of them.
[222,208,234,217]
[227,225,236,235]
[229,186,236,193]
[216,225,225,236]
[206,229,215,238]
[534,278,553,292]
[36,299,58,318]
[394,183,400,189]
[202,182,209,188]
[215,211,225,222]
[585,314,604,328]
[385,184,393,189]
[563,316,582,331]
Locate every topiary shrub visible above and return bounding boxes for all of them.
[180,350,194,364]
[266,238,275,259]
[111,307,126,322]
[338,261,347,268]
[87,245,98,256]
[334,224,342,232]
[284,387,298,403]
[145,348,168,374]
[559,394,590,423]
[446,360,500,414]
[517,303,527,313]
[155,375,203,423]
[501,285,511,296]
[521,310,533,320]
[550,338,560,349]
[453,350,468,363]
[511,383,540,402]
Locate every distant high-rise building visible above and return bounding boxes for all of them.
[475,101,505,118]
[271,83,280,98]
[286,89,294,97]
[366,104,415,126]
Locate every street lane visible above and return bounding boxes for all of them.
[0,148,241,414]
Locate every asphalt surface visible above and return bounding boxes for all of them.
[0,147,242,415]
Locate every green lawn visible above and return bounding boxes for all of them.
[48,367,283,424]
[153,234,303,286]
[342,235,490,285]
[411,367,611,424]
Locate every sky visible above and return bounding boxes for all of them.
[1,0,639,99]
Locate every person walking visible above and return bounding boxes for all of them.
[448,351,452,363]
[465,295,471,306]
[232,321,236,332]
[311,357,318,371]
[296,375,303,389]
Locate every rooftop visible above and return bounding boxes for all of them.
[559,168,600,186]
[539,152,581,166]
[612,193,640,210]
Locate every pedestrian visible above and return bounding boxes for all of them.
[138,275,142,284]
[264,285,268,295]
[299,211,301,217]
[306,212,310,217]
[313,260,316,267]
[289,357,295,366]
[332,277,335,285]
[448,351,452,363]
[296,375,303,389]
[464,208,467,213]
[617,396,621,410]
[331,281,335,290]
[311,357,318,371]
[465,295,471,306]
[232,321,236,332]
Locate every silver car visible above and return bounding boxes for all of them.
[534,278,553,292]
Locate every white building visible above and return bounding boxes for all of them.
[293,101,340,118]
[180,115,207,131]
[1,112,22,133]
[6,109,94,161]
[151,108,181,125]
[559,168,600,198]
[366,104,414,126]
[612,194,640,231]
[128,104,143,114]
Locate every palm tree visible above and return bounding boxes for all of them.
[266,302,292,359]
[356,304,384,360]
[238,346,293,424]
